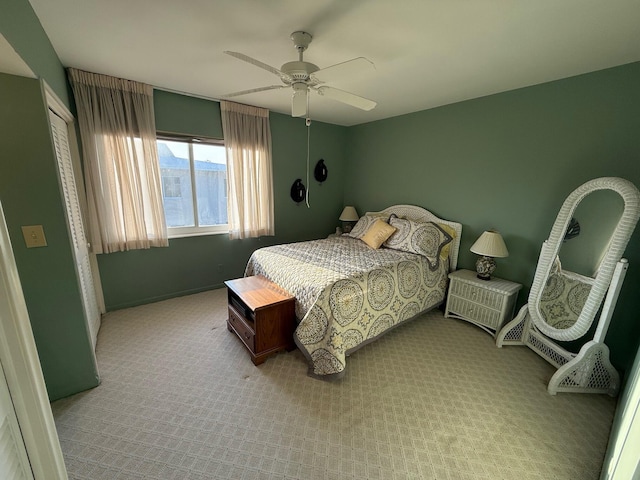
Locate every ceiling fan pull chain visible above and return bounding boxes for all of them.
[305,113,311,208]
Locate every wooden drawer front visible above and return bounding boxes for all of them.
[228,306,255,352]
[450,281,503,310]
[448,296,502,329]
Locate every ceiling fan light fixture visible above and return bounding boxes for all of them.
[292,83,308,118]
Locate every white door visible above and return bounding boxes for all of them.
[48,110,101,350]
[0,363,33,480]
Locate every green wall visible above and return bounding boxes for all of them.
[96,90,348,310]
[0,74,99,400]
[0,0,70,107]
[346,61,640,373]
[0,0,98,401]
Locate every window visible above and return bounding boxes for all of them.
[162,176,182,198]
[157,135,228,237]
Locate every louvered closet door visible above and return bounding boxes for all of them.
[49,110,101,350]
[0,363,33,480]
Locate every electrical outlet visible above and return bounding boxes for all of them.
[21,225,48,248]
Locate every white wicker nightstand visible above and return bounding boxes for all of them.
[445,269,522,337]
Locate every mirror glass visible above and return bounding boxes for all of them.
[558,189,624,277]
[538,189,624,330]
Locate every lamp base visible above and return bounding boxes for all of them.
[342,221,356,233]
[475,255,496,281]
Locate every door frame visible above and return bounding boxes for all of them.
[0,200,68,479]
[44,82,105,315]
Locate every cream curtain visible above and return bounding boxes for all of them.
[221,101,275,239]
[68,68,168,254]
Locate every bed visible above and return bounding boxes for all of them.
[245,205,463,379]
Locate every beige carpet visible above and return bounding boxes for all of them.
[51,288,616,480]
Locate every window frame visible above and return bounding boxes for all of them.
[156,133,228,238]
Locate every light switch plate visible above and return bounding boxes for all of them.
[21,225,48,248]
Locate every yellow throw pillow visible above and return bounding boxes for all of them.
[437,223,457,259]
[361,219,397,249]
[348,212,389,239]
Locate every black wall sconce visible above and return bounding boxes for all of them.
[290,179,306,203]
[314,159,328,183]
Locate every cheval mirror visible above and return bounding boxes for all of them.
[496,177,640,395]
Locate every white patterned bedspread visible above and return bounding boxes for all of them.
[245,236,449,378]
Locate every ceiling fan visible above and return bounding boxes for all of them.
[222,31,377,118]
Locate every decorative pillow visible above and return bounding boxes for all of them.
[347,212,390,239]
[361,219,397,249]
[383,217,453,269]
[539,257,591,329]
[436,223,457,260]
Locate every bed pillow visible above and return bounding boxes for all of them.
[361,219,397,249]
[383,216,453,268]
[347,212,390,239]
[436,223,457,261]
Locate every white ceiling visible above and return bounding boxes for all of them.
[27,0,640,126]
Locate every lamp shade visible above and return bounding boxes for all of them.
[470,230,509,258]
[339,206,359,222]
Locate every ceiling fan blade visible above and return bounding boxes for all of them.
[224,51,291,82]
[311,57,375,84]
[291,87,308,117]
[221,85,286,99]
[315,86,376,111]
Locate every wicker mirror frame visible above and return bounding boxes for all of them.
[529,177,640,341]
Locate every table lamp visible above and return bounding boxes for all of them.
[470,230,509,280]
[339,206,359,233]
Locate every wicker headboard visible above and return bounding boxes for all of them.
[373,204,463,271]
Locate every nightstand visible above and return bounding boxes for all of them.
[445,269,522,337]
[225,275,296,365]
